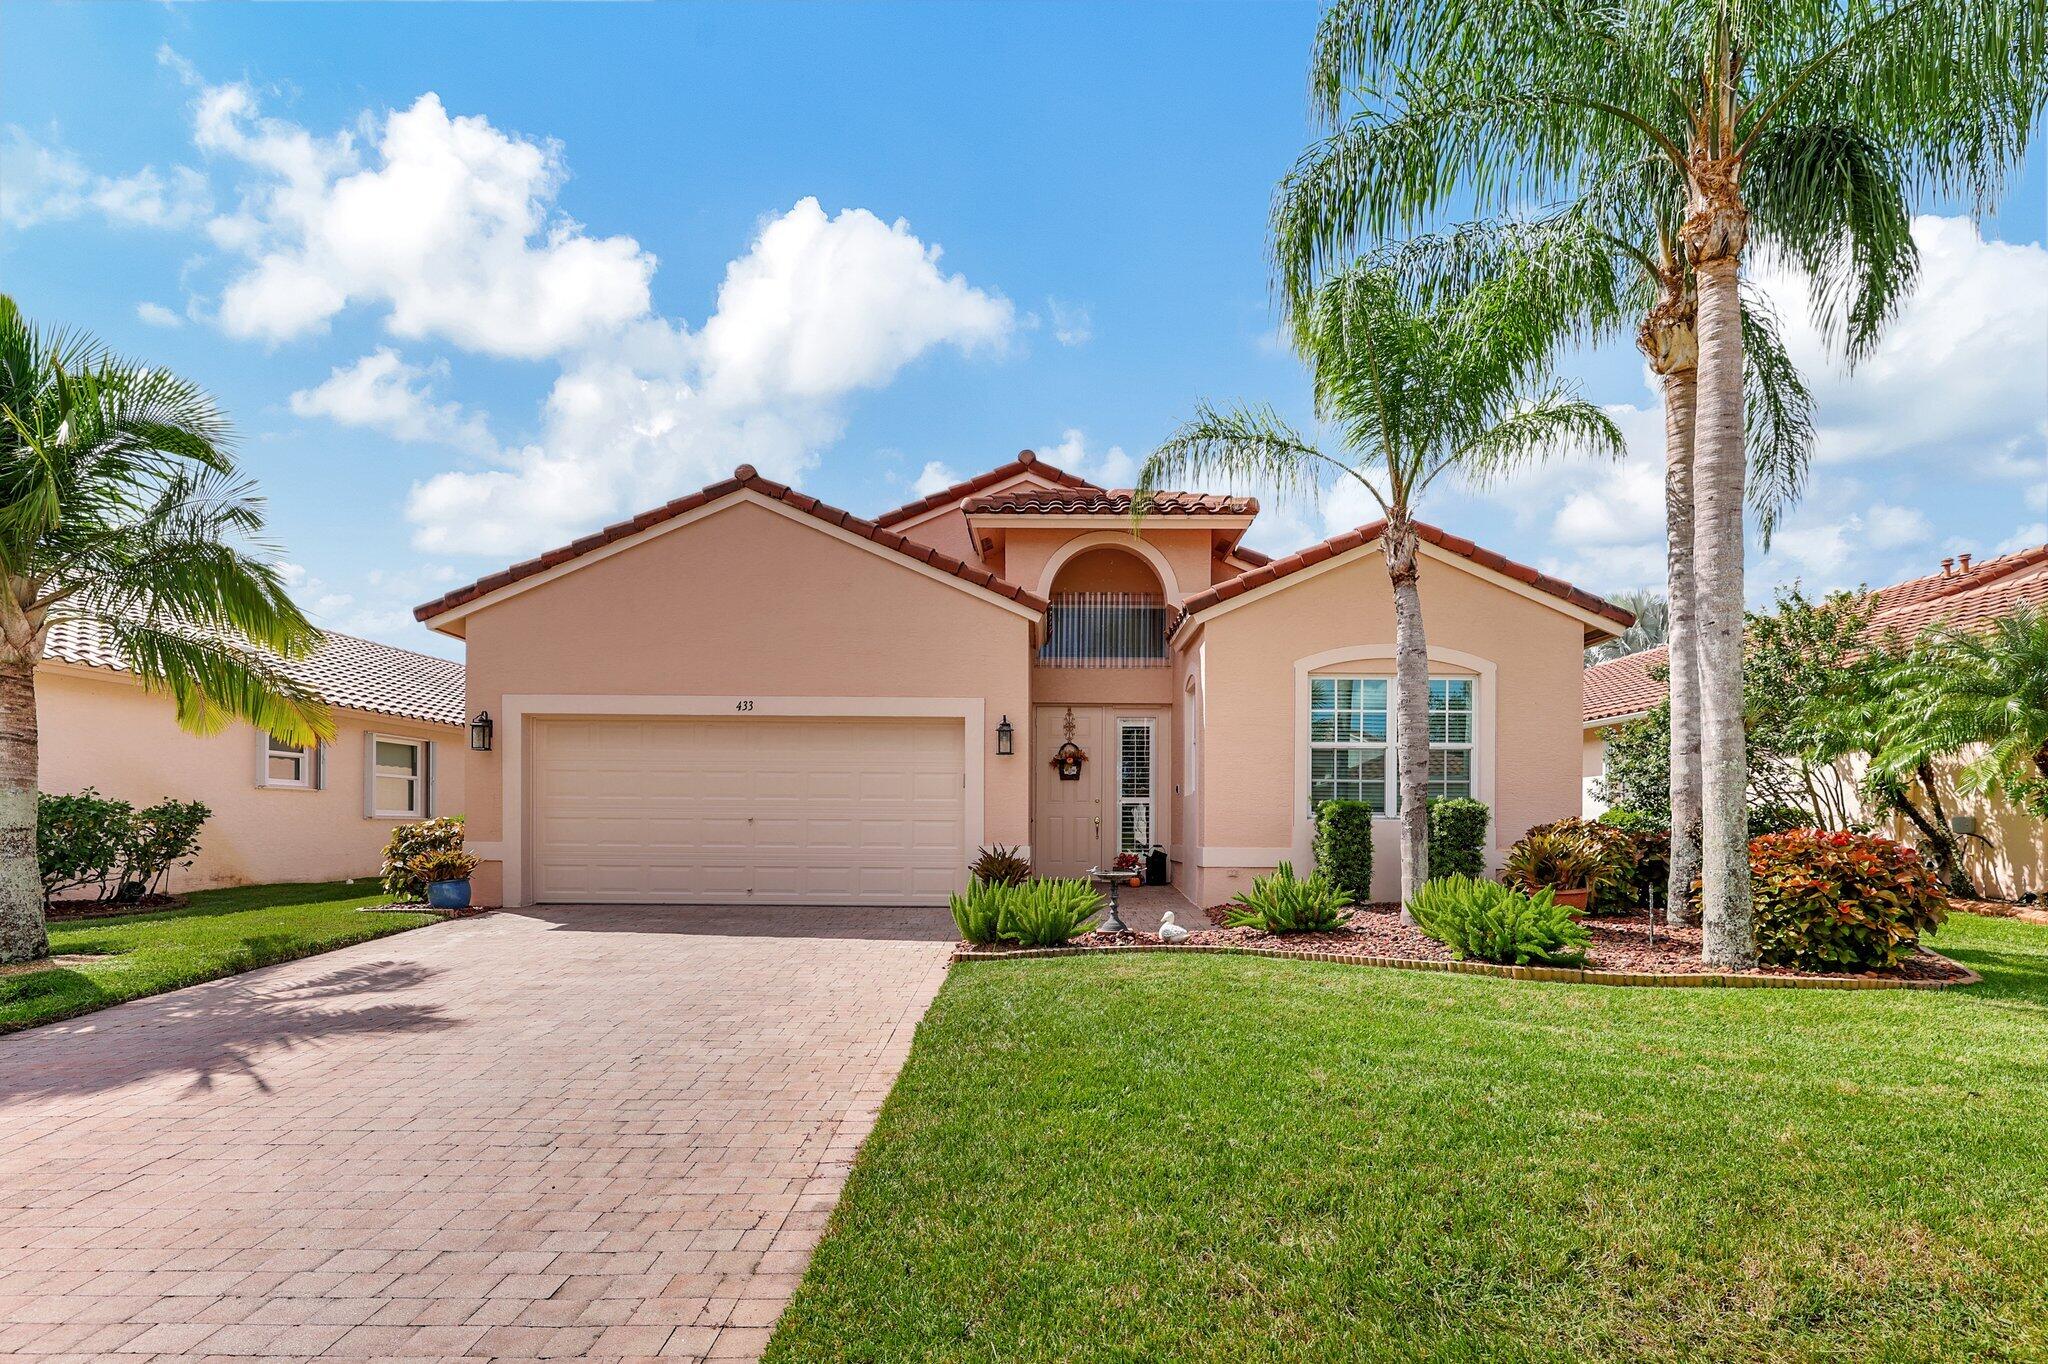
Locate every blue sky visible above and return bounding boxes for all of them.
[4,1,2043,660]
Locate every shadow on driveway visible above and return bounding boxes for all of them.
[0,959,454,1107]
[508,902,963,943]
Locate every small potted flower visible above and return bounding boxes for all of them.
[410,848,481,910]
[1111,849,1144,888]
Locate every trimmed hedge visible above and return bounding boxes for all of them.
[1312,800,1375,902]
[1425,797,1489,879]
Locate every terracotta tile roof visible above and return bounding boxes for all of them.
[1228,544,1274,567]
[1581,542,2048,723]
[415,465,1050,624]
[43,613,466,727]
[963,487,1259,516]
[871,449,1098,527]
[1176,519,1637,632]
[1583,644,1668,725]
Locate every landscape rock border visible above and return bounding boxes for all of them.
[952,939,1980,990]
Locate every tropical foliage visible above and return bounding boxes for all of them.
[1409,875,1591,966]
[37,789,209,905]
[1584,589,1671,664]
[1874,608,2048,820]
[380,816,468,902]
[1223,861,1353,934]
[0,296,327,963]
[969,843,1033,886]
[1275,0,2046,969]
[950,878,1106,948]
[1748,829,1947,971]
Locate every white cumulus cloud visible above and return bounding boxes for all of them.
[135,301,183,328]
[913,460,961,496]
[1,126,211,230]
[289,348,498,457]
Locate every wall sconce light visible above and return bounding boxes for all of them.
[469,710,494,752]
[995,715,1014,756]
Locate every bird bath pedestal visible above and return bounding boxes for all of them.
[1086,868,1130,935]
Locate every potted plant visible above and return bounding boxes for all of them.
[1111,849,1143,888]
[1500,829,1601,916]
[409,848,481,910]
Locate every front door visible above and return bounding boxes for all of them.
[1033,705,1105,878]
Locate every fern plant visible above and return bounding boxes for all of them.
[1001,878,1105,947]
[1408,876,1590,967]
[949,879,1013,946]
[1223,861,1353,933]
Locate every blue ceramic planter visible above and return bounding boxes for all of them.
[426,878,472,910]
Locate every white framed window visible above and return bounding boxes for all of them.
[1308,675,1475,814]
[266,736,311,788]
[1116,718,1155,853]
[368,736,428,819]
[1309,676,1390,812]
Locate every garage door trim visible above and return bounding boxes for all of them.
[480,694,986,907]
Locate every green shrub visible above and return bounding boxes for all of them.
[1224,861,1352,933]
[1596,807,1666,834]
[969,843,1031,885]
[38,789,130,903]
[1425,797,1489,879]
[1748,830,1947,971]
[37,789,210,904]
[1746,804,1812,838]
[1001,878,1104,947]
[950,880,1008,944]
[381,816,467,902]
[1500,826,1602,895]
[1311,800,1374,901]
[1409,875,1591,966]
[1517,817,1667,914]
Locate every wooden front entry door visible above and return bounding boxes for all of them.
[1033,705,1106,879]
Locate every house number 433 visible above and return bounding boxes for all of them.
[735,700,755,712]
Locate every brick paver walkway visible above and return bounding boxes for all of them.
[0,903,955,1361]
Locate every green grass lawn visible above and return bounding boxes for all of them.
[0,881,439,1034]
[768,914,2048,1363]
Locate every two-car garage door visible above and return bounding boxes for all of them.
[528,716,966,905]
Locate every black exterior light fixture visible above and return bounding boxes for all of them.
[469,710,494,752]
[995,715,1014,756]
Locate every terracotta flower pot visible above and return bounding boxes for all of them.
[1550,886,1592,916]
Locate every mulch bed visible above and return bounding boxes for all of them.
[45,895,184,922]
[1031,902,1973,986]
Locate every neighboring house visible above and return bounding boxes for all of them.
[1581,544,2048,898]
[417,450,1630,909]
[38,619,467,892]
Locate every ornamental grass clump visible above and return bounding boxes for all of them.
[950,878,1105,947]
[1748,830,1947,971]
[1408,875,1590,967]
[1224,861,1352,934]
[949,880,1014,945]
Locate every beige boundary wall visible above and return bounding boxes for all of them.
[36,663,465,893]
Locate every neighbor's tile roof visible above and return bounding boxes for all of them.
[1581,542,2048,724]
[963,487,1259,517]
[1583,644,1668,725]
[415,465,1051,624]
[1177,519,1636,633]
[872,449,1097,527]
[44,614,466,727]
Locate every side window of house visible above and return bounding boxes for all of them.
[261,733,320,789]
[1308,675,1475,812]
[370,737,429,819]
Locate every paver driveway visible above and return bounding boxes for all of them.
[0,903,956,1361]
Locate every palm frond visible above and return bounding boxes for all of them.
[1443,390,1625,491]
[1738,291,1818,547]
[99,618,332,745]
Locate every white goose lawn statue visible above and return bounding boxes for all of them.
[1158,911,1189,942]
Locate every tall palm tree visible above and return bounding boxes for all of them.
[0,296,330,963]
[1585,590,1671,664]
[1137,265,1624,912]
[1276,0,2043,966]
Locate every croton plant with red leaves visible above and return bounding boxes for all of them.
[1748,829,1948,971]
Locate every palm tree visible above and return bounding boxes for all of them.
[1136,264,1624,912]
[1276,0,2043,966]
[1586,590,1671,664]
[0,296,330,963]
[1883,607,2048,819]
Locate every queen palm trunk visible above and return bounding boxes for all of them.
[1685,175,1756,968]
[1385,515,1430,920]
[0,658,46,964]
[1661,368,1703,923]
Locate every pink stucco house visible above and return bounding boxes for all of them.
[38,619,467,892]
[415,450,1632,909]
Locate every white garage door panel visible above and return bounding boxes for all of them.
[529,716,966,905]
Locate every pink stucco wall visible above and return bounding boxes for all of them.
[999,526,1214,606]
[37,665,464,893]
[1181,546,1588,908]
[454,495,1035,905]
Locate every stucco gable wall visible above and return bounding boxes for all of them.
[999,526,1216,607]
[1185,546,1583,906]
[37,666,463,893]
[458,497,1034,902]
[889,471,1076,565]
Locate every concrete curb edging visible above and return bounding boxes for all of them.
[951,940,1980,990]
